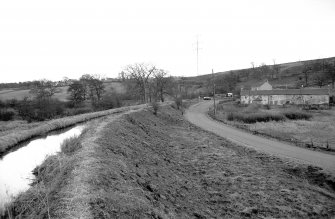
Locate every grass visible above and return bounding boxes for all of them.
[0,89,31,101]
[211,102,335,152]
[223,104,311,124]
[0,120,43,137]
[5,105,335,218]
[0,104,145,155]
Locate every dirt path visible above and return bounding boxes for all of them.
[185,101,335,175]
[60,108,145,219]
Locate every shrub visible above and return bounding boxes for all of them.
[227,112,285,123]
[94,93,122,110]
[0,109,14,121]
[283,111,312,120]
[32,99,67,121]
[17,97,34,122]
[18,98,67,121]
[226,112,235,121]
[0,99,5,108]
[150,101,160,115]
[263,104,271,110]
[6,98,18,108]
[174,97,183,110]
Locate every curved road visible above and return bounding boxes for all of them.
[185,101,335,175]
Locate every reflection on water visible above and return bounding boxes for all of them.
[0,125,84,208]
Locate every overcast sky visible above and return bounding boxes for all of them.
[0,0,334,83]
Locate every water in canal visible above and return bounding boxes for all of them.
[0,125,84,208]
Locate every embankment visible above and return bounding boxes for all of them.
[0,104,145,156]
[6,105,335,218]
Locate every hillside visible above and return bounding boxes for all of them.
[184,56,335,94]
[7,105,335,218]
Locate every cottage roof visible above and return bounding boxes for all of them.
[241,88,330,96]
[251,80,270,88]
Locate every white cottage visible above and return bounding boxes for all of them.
[241,88,329,105]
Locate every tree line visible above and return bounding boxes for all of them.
[299,60,335,88]
[0,63,176,122]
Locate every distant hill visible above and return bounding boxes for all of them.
[180,56,335,95]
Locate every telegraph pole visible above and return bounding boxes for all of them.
[196,36,199,76]
[212,69,216,115]
[195,35,202,76]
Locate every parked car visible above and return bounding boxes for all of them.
[227,93,233,97]
[203,97,212,100]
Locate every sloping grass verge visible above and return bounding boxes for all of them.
[0,104,144,156]
[3,130,87,218]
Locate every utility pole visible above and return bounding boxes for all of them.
[196,36,199,76]
[212,69,216,115]
[195,35,202,76]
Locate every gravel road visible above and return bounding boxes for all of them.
[185,101,335,175]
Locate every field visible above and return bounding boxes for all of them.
[211,101,335,153]
[0,81,126,102]
[0,120,43,137]
[5,105,335,218]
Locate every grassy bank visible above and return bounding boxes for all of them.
[6,105,335,218]
[3,128,88,218]
[0,104,144,156]
[210,102,335,153]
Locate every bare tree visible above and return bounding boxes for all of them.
[67,80,86,106]
[272,59,281,79]
[153,69,170,102]
[312,74,327,88]
[123,63,156,103]
[79,74,105,103]
[240,69,250,80]
[29,79,58,100]
[250,62,256,78]
[301,62,312,86]
[259,63,270,78]
[166,77,181,99]
[325,61,335,88]
[118,71,127,81]
[251,62,255,69]
[251,62,262,79]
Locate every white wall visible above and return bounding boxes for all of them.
[241,94,329,105]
